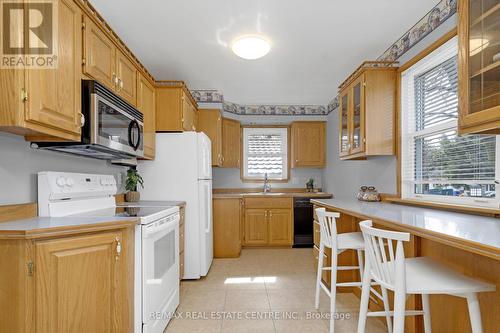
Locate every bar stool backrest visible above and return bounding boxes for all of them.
[315,207,340,249]
[359,220,410,290]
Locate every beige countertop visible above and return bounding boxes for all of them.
[0,216,139,238]
[213,191,333,199]
[311,198,500,259]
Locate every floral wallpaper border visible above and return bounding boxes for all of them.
[378,0,457,61]
[223,101,328,116]
[191,0,456,115]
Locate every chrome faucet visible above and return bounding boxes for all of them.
[263,173,272,193]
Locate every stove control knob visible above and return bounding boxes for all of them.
[66,178,74,187]
[56,177,66,187]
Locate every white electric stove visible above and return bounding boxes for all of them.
[37,171,180,333]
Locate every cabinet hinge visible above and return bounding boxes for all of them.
[27,262,34,276]
[21,89,28,102]
[82,58,86,65]
[82,22,86,30]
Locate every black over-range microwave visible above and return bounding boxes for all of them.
[32,80,144,160]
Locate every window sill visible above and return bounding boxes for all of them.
[384,198,499,217]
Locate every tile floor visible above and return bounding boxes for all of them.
[165,248,387,333]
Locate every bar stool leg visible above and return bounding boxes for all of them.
[381,287,393,333]
[329,251,338,333]
[357,260,372,333]
[315,243,325,310]
[393,288,406,333]
[421,294,432,333]
[466,293,483,333]
[356,249,364,279]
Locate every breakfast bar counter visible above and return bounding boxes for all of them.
[311,197,500,333]
[311,198,500,259]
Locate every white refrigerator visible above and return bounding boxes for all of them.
[138,132,213,279]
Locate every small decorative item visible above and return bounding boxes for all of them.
[357,186,381,202]
[306,178,314,192]
[125,168,144,202]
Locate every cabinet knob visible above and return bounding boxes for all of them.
[79,113,85,127]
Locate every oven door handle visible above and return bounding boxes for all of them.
[143,215,180,238]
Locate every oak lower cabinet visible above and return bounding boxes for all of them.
[0,223,135,333]
[155,81,198,132]
[179,205,185,279]
[137,73,156,159]
[243,197,293,247]
[83,16,137,106]
[221,118,241,168]
[291,121,326,168]
[198,109,223,166]
[213,198,242,257]
[0,0,83,141]
[458,0,500,134]
[338,61,397,160]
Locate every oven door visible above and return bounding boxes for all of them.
[142,213,180,333]
[91,94,144,157]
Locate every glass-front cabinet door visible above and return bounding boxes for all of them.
[458,0,500,134]
[350,76,365,154]
[339,91,350,156]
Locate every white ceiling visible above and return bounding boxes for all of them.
[91,0,439,105]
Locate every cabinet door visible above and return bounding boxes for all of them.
[213,198,241,257]
[339,91,350,157]
[244,209,268,245]
[291,122,326,167]
[83,16,116,90]
[198,109,223,166]
[116,51,137,106]
[25,0,82,141]
[181,92,195,131]
[35,231,127,332]
[268,209,293,246]
[458,0,500,134]
[137,74,155,159]
[222,118,241,167]
[350,76,365,154]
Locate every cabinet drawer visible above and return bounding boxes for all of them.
[244,197,292,209]
[179,223,185,254]
[313,221,320,247]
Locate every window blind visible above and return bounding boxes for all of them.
[243,128,288,180]
[401,36,499,207]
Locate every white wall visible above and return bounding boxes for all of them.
[322,15,457,198]
[212,111,328,189]
[0,132,126,205]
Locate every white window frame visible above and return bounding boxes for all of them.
[400,37,499,209]
[242,127,289,181]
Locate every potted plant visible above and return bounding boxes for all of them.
[306,178,314,192]
[125,168,144,202]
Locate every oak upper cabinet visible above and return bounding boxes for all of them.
[83,16,137,106]
[291,121,326,168]
[338,61,397,160]
[137,73,156,159]
[243,197,293,247]
[458,0,500,134]
[155,82,198,132]
[0,0,83,141]
[0,224,135,333]
[213,198,242,257]
[221,118,241,168]
[198,109,223,166]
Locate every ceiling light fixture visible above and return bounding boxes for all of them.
[232,35,271,60]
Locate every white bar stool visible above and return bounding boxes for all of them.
[315,208,391,333]
[357,220,496,333]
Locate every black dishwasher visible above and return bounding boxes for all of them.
[293,197,314,247]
